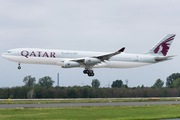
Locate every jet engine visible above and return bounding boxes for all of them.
[63,61,80,68]
[84,58,101,65]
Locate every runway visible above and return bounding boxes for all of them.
[1,101,180,108]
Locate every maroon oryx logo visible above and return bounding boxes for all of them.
[154,35,175,56]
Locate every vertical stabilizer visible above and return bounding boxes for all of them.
[146,34,176,56]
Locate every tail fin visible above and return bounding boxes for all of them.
[146,34,176,56]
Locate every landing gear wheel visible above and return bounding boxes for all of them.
[88,73,91,76]
[88,73,94,77]
[18,66,21,70]
[90,72,94,76]
[88,71,94,77]
[83,69,88,74]
[83,69,95,76]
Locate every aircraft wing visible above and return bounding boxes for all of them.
[61,47,125,63]
[73,47,125,62]
[60,47,125,67]
[92,47,125,60]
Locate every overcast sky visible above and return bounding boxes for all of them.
[0,0,180,88]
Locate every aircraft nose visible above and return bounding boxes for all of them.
[2,53,7,58]
[2,53,4,57]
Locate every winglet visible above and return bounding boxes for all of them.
[118,47,125,52]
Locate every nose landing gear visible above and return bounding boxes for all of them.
[18,63,21,70]
[83,69,94,77]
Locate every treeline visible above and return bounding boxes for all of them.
[0,86,180,99]
[1,73,180,99]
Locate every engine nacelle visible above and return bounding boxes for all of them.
[63,61,80,68]
[84,58,101,65]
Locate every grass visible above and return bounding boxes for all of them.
[0,98,179,104]
[1,105,180,120]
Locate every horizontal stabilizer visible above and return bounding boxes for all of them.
[154,55,176,62]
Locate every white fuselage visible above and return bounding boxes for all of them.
[2,48,159,69]
[2,34,175,77]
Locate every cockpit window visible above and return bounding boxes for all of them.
[7,51,11,53]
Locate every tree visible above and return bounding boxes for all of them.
[27,89,34,99]
[43,89,54,98]
[82,88,89,98]
[141,84,145,88]
[23,75,36,87]
[66,88,78,98]
[122,84,128,88]
[161,89,168,97]
[34,84,43,98]
[152,79,164,88]
[91,79,100,88]
[38,76,55,88]
[166,73,180,87]
[111,80,123,88]
[172,78,180,88]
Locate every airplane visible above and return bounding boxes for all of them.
[2,34,176,77]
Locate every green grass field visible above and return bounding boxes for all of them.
[1,105,180,120]
[0,98,180,104]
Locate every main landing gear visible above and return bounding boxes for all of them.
[83,69,94,77]
[18,63,21,70]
